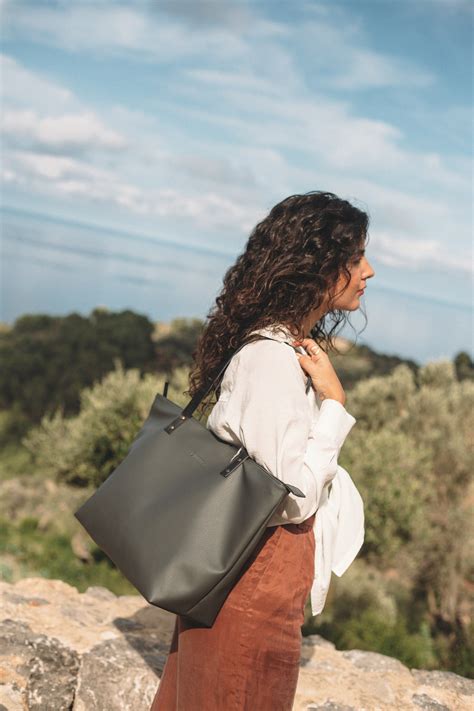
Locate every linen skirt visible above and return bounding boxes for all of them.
[150,511,316,711]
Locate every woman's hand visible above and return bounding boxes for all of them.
[292,338,346,406]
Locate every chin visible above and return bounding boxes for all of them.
[348,298,361,310]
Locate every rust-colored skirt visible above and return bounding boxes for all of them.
[150,512,315,711]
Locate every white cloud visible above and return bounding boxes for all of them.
[2,4,250,63]
[330,46,434,91]
[4,147,260,230]
[0,54,75,112]
[156,0,256,30]
[375,230,471,274]
[2,109,127,151]
[176,75,467,192]
[297,18,435,90]
[1,3,470,278]
[13,151,107,181]
[2,1,433,92]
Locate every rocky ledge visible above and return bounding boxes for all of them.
[0,578,472,710]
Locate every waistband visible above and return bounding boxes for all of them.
[285,511,316,532]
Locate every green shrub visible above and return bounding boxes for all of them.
[341,609,435,669]
[304,559,437,669]
[0,514,137,595]
[341,361,474,630]
[22,359,190,487]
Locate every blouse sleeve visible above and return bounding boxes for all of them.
[220,339,356,524]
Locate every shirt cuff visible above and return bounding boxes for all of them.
[310,398,356,450]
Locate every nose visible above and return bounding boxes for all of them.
[364,258,375,279]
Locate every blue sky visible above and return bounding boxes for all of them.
[1,0,472,364]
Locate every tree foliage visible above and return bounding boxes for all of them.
[338,358,474,668]
[22,359,190,488]
[0,308,156,423]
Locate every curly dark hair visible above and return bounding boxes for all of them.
[187,190,370,417]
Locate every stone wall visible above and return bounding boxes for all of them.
[1,578,472,710]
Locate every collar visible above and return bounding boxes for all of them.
[247,323,296,346]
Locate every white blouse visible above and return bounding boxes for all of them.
[205,323,365,616]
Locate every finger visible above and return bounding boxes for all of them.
[292,338,315,345]
[300,338,324,356]
[295,353,312,366]
[299,339,317,351]
[303,344,320,357]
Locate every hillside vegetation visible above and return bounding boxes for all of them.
[0,308,473,678]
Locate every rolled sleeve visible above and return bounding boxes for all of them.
[311,398,356,451]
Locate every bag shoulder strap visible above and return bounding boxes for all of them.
[180,334,311,420]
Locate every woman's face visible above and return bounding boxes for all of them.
[298,247,375,336]
[331,249,375,311]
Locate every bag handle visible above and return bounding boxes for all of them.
[164,334,312,432]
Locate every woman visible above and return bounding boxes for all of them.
[151,190,375,710]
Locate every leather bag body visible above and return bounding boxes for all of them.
[74,334,310,627]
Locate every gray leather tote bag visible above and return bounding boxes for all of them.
[74,334,311,628]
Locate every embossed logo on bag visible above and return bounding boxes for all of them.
[187,450,206,465]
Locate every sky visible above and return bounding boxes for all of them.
[1,0,472,364]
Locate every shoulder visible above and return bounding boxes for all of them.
[231,338,306,389]
[235,337,294,365]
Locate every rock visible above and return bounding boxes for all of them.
[0,577,174,710]
[0,577,472,711]
[296,637,472,711]
[412,694,451,710]
[73,637,162,711]
[307,704,356,711]
[302,634,336,650]
[0,619,79,711]
[410,670,474,697]
[340,648,410,674]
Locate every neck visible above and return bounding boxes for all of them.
[297,303,328,338]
